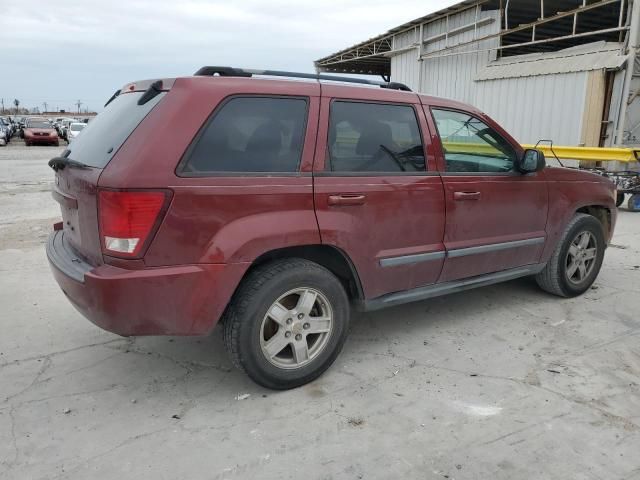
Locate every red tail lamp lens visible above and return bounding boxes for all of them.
[98,190,168,258]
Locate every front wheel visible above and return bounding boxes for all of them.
[223,258,350,389]
[535,213,605,297]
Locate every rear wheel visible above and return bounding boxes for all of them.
[223,258,350,389]
[535,213,605,297]
[615,192,625,207]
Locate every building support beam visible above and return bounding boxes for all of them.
[616,0,640,145]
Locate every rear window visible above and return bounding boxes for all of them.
[179,96,308,175]
[65,91,165,168]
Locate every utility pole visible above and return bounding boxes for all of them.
[0,98,4,113]
[43,102,48,113]
[75,99,83,114]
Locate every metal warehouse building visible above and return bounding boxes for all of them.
[316,0,640,148]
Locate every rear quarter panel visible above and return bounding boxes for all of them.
[99,77,322,267]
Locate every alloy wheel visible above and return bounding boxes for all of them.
[565,231,597,284]
[259,287,333,369]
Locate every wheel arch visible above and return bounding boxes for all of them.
[575,204,612,239]
[248,244,365,302]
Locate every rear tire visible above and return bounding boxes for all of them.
[222,258,350,390]
[535,213,605,297]
[615,192,625,207]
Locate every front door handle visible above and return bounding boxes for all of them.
[453,191,481,201]
[328,194,366,206]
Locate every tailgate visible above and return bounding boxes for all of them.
[49,84,169,266]
[52,167,103,266]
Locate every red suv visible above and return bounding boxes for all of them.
[47,67,617,389]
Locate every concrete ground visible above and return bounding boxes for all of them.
[1,139,639,480]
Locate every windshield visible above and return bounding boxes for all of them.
[65,90,165,168]
[70,124,85,132]
[28,122,53,129]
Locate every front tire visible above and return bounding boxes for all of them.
[535,213,605,297]
[223,258,350,390]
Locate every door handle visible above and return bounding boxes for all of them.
[453,191,481,201]
[328,194,366,206]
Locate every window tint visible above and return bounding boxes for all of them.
[431,109,517,173]
[66,91,165,168]
[182,97,307,174]
[328,101,425,173]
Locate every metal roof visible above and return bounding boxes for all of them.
[314,0,495,75]
[475,41,628,80]
[315,0,627,75]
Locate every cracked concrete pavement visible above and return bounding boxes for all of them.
[1,140,639,479]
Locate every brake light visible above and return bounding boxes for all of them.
[98,189,170,258]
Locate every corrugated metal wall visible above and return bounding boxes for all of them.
[474,72,588,144]
[391,8,499,102]
[390,7,591,145]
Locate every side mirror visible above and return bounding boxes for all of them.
[517,148,545,173]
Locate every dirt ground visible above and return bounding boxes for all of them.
[1,139,639,480]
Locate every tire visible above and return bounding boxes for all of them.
[616,192,625,207]
[535,213,606,297]
[223,258,350,390]
[628,194,640,212]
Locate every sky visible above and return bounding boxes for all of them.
[0,0,454,113]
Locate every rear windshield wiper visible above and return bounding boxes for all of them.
[48,156,90,171]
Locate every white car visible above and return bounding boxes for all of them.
[66,122,86,142]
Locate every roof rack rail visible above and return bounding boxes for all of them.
[193,66,412,92]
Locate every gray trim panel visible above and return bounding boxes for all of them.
[448,237,545,258]
[379,250,445,268]
[362,264,546,311]
[379,236,545,267]
[46,230,93,283]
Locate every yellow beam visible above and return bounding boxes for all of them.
[442,141,640,163]
[522,144,640,163]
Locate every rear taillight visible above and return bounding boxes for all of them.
[98,189,171,258]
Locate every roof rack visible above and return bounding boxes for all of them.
[193,66,412,92]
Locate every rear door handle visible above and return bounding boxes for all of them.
[328,194,366,206]
[453,191,481,201]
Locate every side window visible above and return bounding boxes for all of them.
[328,101,425,173]
[431,108,517,173]
[181,97,308,174]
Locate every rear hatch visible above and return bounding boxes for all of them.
[51,81,169,266]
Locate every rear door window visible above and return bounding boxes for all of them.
[180,96,308,175]
[327,101,425,173]
[65,91,165,168]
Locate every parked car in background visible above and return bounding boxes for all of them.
[66,122,86,142]
[0,117,15,142]
[46,68,617,389]
[0,118,10,146]
[2,116,16,136]
[24,119,59,146]
[54,118,77,142]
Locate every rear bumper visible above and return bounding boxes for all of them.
[46,230,248,336]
